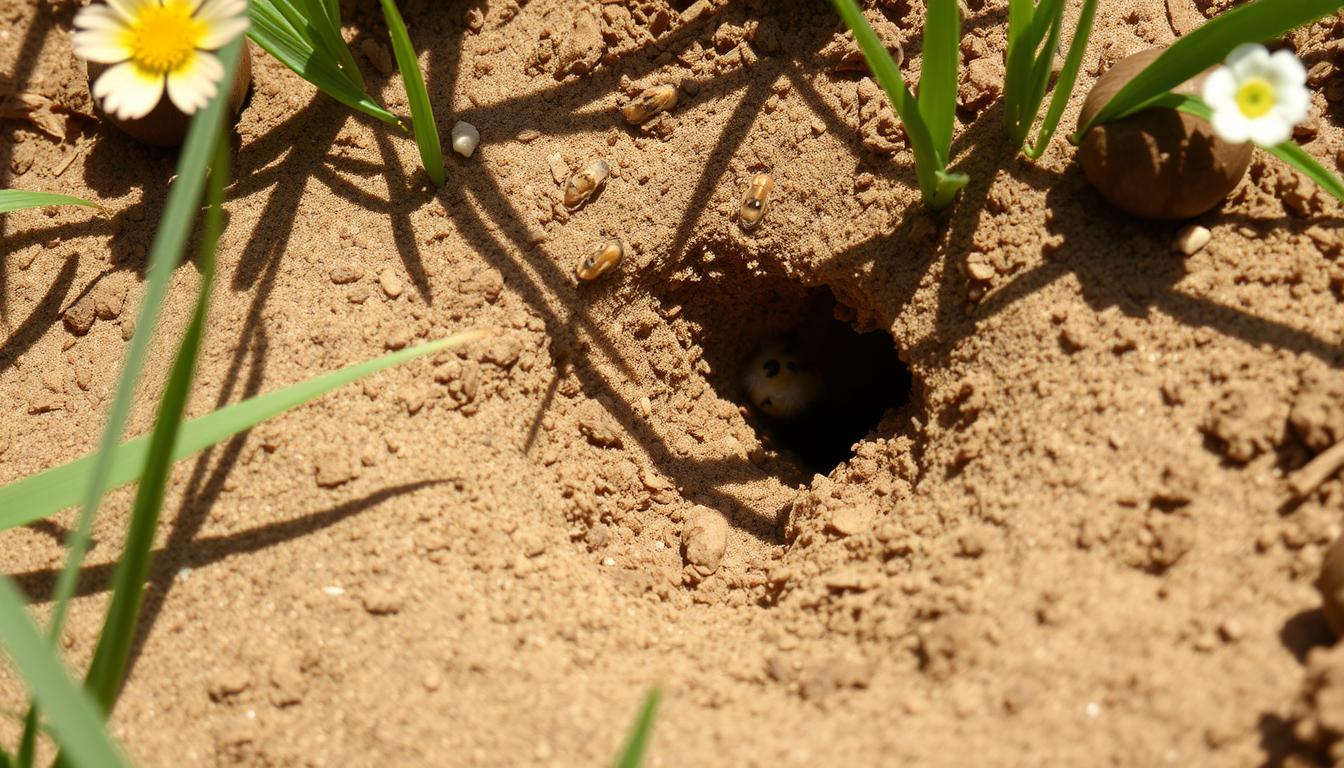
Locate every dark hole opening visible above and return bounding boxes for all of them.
[661,255,912,477]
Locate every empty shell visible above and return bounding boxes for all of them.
[621,84,677,124]
[739,173,773,231]
[576,240,624,281]
[564,160,610,210]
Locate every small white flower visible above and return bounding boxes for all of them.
[1201,43,1310,148]
[72,0,249,121]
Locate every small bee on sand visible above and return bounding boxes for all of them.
[739,173,773,231]
[621,84,678,125]
[564,160,610,210]
[743,340,824,420]
[576,240,624,281]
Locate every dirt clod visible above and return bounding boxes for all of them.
[681,506,728,578]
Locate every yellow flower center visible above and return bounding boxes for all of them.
[1235,77,1275,118]
[126,3,203,74]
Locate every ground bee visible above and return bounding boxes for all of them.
[576,240,624,281]
[621,84,678,124]
[739,173,773,231]
[564,159,610,210]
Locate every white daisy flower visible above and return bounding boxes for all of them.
[1201,43,1310,148]
[73,0,249,121]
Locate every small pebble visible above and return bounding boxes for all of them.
[452,121,480,157]
[360,587,404,615]
[378,268,404,299]
[547,152,569,185]
[1174,224,1211,255]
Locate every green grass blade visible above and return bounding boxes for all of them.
[918,0,962,162]
[1267,141,1344,204]
[0,331,484,533]
[0,190,103,215]
[44,37,244,650]
[381,0,444,186]
[1007,0,1034,46]
[1024,0,1099,157]
[13,709,35,768]
[612,688,661,768]
[1005,0,1068,145]
[1076,0,1344,137]
[78,133,229,722]
[0,578,130,768]
[1003,0,1042,141]
[1021,0,1065,137]
[0,747,10,768]
[829,0,953,208]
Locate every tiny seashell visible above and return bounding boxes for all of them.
[621,84,678,125]
[451,120,480,158]
[739,172,773,231]
[564,159,610,210]
[576,240,624,281]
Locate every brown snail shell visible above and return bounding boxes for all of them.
[621,84,677,125]
[576,239,623,281]
[1077,48,1253,220]
[86,45,252,148]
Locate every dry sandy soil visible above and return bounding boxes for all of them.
[3,0,1344,765]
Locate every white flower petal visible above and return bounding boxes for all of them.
[1273,86,1311,125]
[1201,67,1238,111]
[166,51,222,114]
[1246,116,1290,147]
[1226,43,1270,80]
[73,5,129,32]
[105,0,156,25]
[1267,49,1307,86]
[195,0,248,25]
[1210,109,1251,144]
[73,28,132,63]
[197,15,250,49]
[93,61,165,120]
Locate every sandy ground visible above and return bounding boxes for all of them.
[3,0,1344,765]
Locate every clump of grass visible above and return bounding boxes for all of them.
[1003,0,1098,157]
[830,0,969,210]
[248,0,401,126]
[247,0,446,185]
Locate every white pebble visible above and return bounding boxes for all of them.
[602,557,616,566]
[1174,224,1211,255]
[452,121,480,158]
[322,585,345,596]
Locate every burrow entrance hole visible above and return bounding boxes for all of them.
[658,249,912,477]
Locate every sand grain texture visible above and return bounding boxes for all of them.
[3,0,1344,765]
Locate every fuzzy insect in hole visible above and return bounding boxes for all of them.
[743,340,824,420]
[738,173,773,231]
